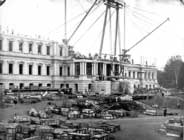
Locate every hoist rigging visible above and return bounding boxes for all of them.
[62,0,170,80]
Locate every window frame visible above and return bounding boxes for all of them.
[29,43,33,53]
[0,63,2,74]
[8,63,13,74]
[19,42,23,52]
[46,65,50,76]
[8,40,13,52]
[19,63,23,75]
[59,66,62,76]
[38,44,42,54]
[46,45,50,55]
[38,65,42,75]
[29,64,33,75]
[0,39,2,51]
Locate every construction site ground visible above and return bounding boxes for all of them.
[0,101,183,140]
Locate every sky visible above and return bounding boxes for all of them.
[0,0,184,69]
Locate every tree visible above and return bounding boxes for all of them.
[177,62,184,89]
[158,55,183,88]
[157,70,167,87]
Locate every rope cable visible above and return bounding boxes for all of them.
[88,11,116,54]
[68,0,99,43]
[109,8,113,55]
[47,12,86,34]
[73,10,106,45]
[126,4,162,18]
[77,0,88,13]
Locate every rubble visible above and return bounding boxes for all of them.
[158,117,184,138]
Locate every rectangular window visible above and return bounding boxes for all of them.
[152,73,154,79]
[87,63,92,76]
[60,48,62,56]
[133,72,135,78]
[66,84,69,88]
[9,63,13,74]
[29,65,32,75]
[67,67,70,76]
[19,64,23,75]
[98,63,103,75]
[59,66,62,76]
[38,44,42,54]
[75,62,80,76]
[38,83,42,87]
[29,43,32,53]
[0,39,2,51]
[129,71,131,78]
[47,83,51,87]
[19,42,23,52]
[0,63,2,74]
[9,41,13,51]
[46,46,50,55]
[60,84,64,88]
[38,65,42,75]
[46,66,50,76]
[9,83,14,89]
[19,83,24,89]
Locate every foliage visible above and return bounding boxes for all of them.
[158,55,183,88]
[177,62,184,89]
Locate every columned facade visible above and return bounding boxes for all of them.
[0,31,159,93]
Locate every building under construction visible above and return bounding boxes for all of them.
[0,0,160,94]
[0,30,158,94]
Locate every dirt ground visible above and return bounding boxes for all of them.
[0,101,183,140]
[112,116,182,140]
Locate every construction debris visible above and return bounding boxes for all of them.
[159,117,184,138]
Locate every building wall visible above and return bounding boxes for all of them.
[0,31,159,93]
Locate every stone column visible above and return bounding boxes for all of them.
[34,64,39,75]
[95,63,98,75]
[92,63,94,75]
[3,38,8,51]
[80,62,84,75]
[111,64,114,76]
[154,71,157,80]
[64,65,67,76]
[103,63,106,76]
[134,71,137,79]
[71,62,75,76]
[3,61,7,74]
[144,72,146,80]
[119,65,122,76]
[84,62,86,75]
[147,72,149,80]
[24,62,28,75]
[129,71,131,78]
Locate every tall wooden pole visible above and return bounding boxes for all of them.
[99,4,109,58]
[114,3,119,56]
[64,0,67,41]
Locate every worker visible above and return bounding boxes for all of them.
[163,107,167,117]
[177,102,180,109]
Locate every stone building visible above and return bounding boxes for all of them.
[0,30,158,94]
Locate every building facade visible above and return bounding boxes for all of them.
[0,31,158,93]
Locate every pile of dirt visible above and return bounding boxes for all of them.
[109,100,144,112]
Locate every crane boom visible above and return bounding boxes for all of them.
[119,17,169,78]
[126,17,170,53]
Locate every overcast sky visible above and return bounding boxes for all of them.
[0,0,184,69]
